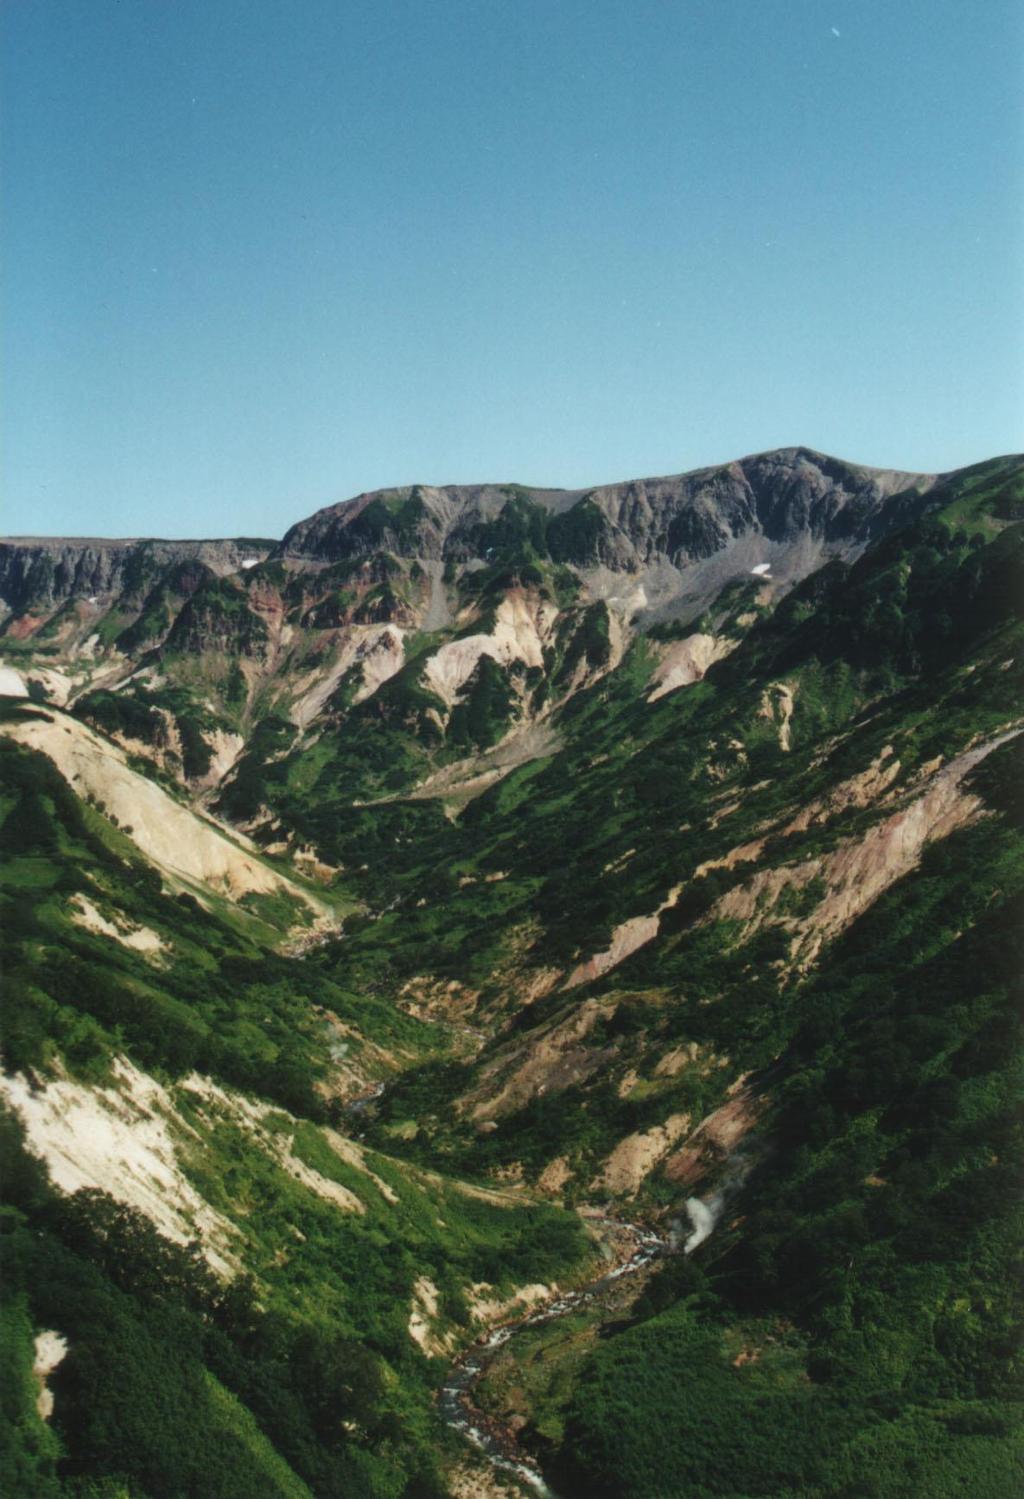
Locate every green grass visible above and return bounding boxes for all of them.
[201,1375,314,1499]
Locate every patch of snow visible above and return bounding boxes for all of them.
[240,558,260,569]
[750,562,772,577]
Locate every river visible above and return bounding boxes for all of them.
[439,1221,668,1497]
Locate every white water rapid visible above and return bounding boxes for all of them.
[439,1222,666,1497]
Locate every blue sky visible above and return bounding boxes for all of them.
[3,0,1022,539]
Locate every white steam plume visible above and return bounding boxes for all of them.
[682,1192,725,1254]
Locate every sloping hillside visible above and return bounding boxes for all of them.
[1,448,1021,1498]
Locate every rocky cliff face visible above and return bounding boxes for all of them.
[276,448,936,572]
[0,536,274,622]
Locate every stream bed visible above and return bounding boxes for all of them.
[439,1221,668,1497]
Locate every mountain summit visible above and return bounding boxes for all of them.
[276,447,935,566]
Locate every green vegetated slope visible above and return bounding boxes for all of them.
[319,471,1024,1163]
[0,713,407,1107]
[0,725,591,1498]
[1,452,1022,1498]
[1,1106,588,1499]
[549,764,1024,1498]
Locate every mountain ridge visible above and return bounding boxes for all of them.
[3,443,949,547]
[0,447,954,729]
[275,446,940,566]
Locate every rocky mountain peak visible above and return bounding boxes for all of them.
[274,448,937,580]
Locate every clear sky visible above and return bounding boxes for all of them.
[3,1,1022,540]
